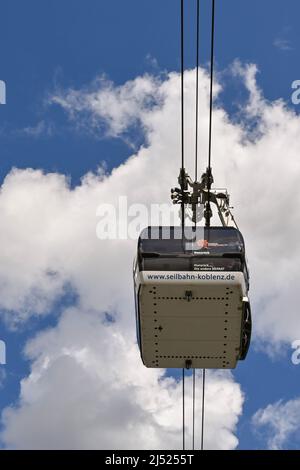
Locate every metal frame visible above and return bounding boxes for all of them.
[171,168,237,228]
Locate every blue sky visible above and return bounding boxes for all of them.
[1,0,300,450]
[1,0,299,184]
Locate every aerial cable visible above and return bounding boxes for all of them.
[206,0,216,228]
[200,368,206,450]
[192,368,196,450]
[180,0,185,231]
[180,1,186,452]
[182,368,185,450]
[181,0,185,172]
[195,0,200,183]
[172,0,231,229]
[201,0,215,446]
[207,0,215,172]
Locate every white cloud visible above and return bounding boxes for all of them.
[0,67,246,450]
[50,74,164,142]
[145,54,160,70]
[273,38,293,51]
[1,307,243,449]
[253,397,300,449]
[20,120,54,138]
[231,61,263,116]
[1,62,300,448]
[5,64,300,345]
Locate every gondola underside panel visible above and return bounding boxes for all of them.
[139,282,244,369]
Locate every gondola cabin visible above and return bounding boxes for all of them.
[133,226,251,369]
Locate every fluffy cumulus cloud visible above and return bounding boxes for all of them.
[1,62,300,448]
[1,307,242,449]
[253,398,300,449]
[49,74,165,141]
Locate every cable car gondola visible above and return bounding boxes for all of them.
[132,0,252,450]
[134,225,251,369]
[133,0,251,373]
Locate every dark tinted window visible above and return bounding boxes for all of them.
[139,226,245,255]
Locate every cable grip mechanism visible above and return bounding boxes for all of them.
[171,168,234,227]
